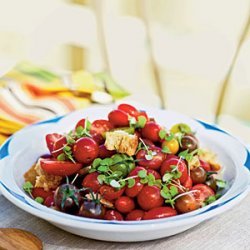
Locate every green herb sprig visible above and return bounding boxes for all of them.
[129,116,147,129]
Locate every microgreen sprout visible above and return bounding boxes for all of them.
[23,181,34,198]
[129,115,147,129]
[75,118,92,138]
[139,138,157,160]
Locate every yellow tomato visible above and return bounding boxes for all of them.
[162,138,179,154]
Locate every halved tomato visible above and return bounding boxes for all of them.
[51,136,67,158]
[45,133,63,153]
[40,159,82,176]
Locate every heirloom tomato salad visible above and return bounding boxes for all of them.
[23,104,227,221]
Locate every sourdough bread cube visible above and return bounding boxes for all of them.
[105,130,138,156]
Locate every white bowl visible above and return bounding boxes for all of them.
[0,105,250,242]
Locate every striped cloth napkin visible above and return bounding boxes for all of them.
[0,62,129,144]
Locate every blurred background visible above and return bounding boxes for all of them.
[0,0,250,144]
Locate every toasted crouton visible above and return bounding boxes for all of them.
[24,164,37,185]
[104,130,138,156]
[34,160,62,191]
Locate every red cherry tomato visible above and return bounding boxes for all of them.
[75,118,85,130]
[90,119,113,137]
[99,185,125,201]
[82,172,102,193]
[129,166,146,177]
[98,144,115,159]
[51,136,67,158]
[115,196,135,214]
[73,137,99,164]
[136,148,165,170]
[126,209,144,221]
[165,154,179,161]
[32,188,54,200]
[137,185,164,211]
[45,133,63,153]
[108,109,129,127]
[118,103,138,116]
[141,122,161,142]
[134,111,149,121]
[139,139,155,148]
[104,210,123,221]
[200,159,211,172]
[125,178,144,198]
[40,159,82,176]
[160,157,188,184]
[143,207,177,220]
[183,175,193,190]
[192,184,215,204]
[44,196,54,207]
[147,169,161,179]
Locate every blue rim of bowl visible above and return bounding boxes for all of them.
[0,111,249,225]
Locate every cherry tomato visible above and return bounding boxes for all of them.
[79,201,105,219]
[51,136,67,158]
[75,118,85,130]
[136,148,165,170]
[165,154,179,161]
[170,123,192,134]
[125,178,144,198]
[118,103,138,116]
[104,210,123,221]
[90,119,113,137]
[73,137,99,164]
[98,144,116,159]
[99,185,125,201]
[205,176,217,192]
[141,122,161,142]
[134,110,149,121]
[115,196,135,214]
[44,196,54,207]
[143,207,177,220]
[180,135,198,152]
[91,133,105,145]
[137,185,164,211]
[183,175,193,190]
[82,172,102,193]
[160,157,188,184]
[192,184,215,204]
[147,169,161,179]
[126,209,144,221]
[45,133,63,153]
[54,184,81,213]
[108,109,129,127]
[199,159,211,172]
[175,193,200,213]
[140,139,155,148]
[32,188,54,200]
[190,166,207,184]
[40,159,82,176]
[161,138,179,154]
[129,166,146,177]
